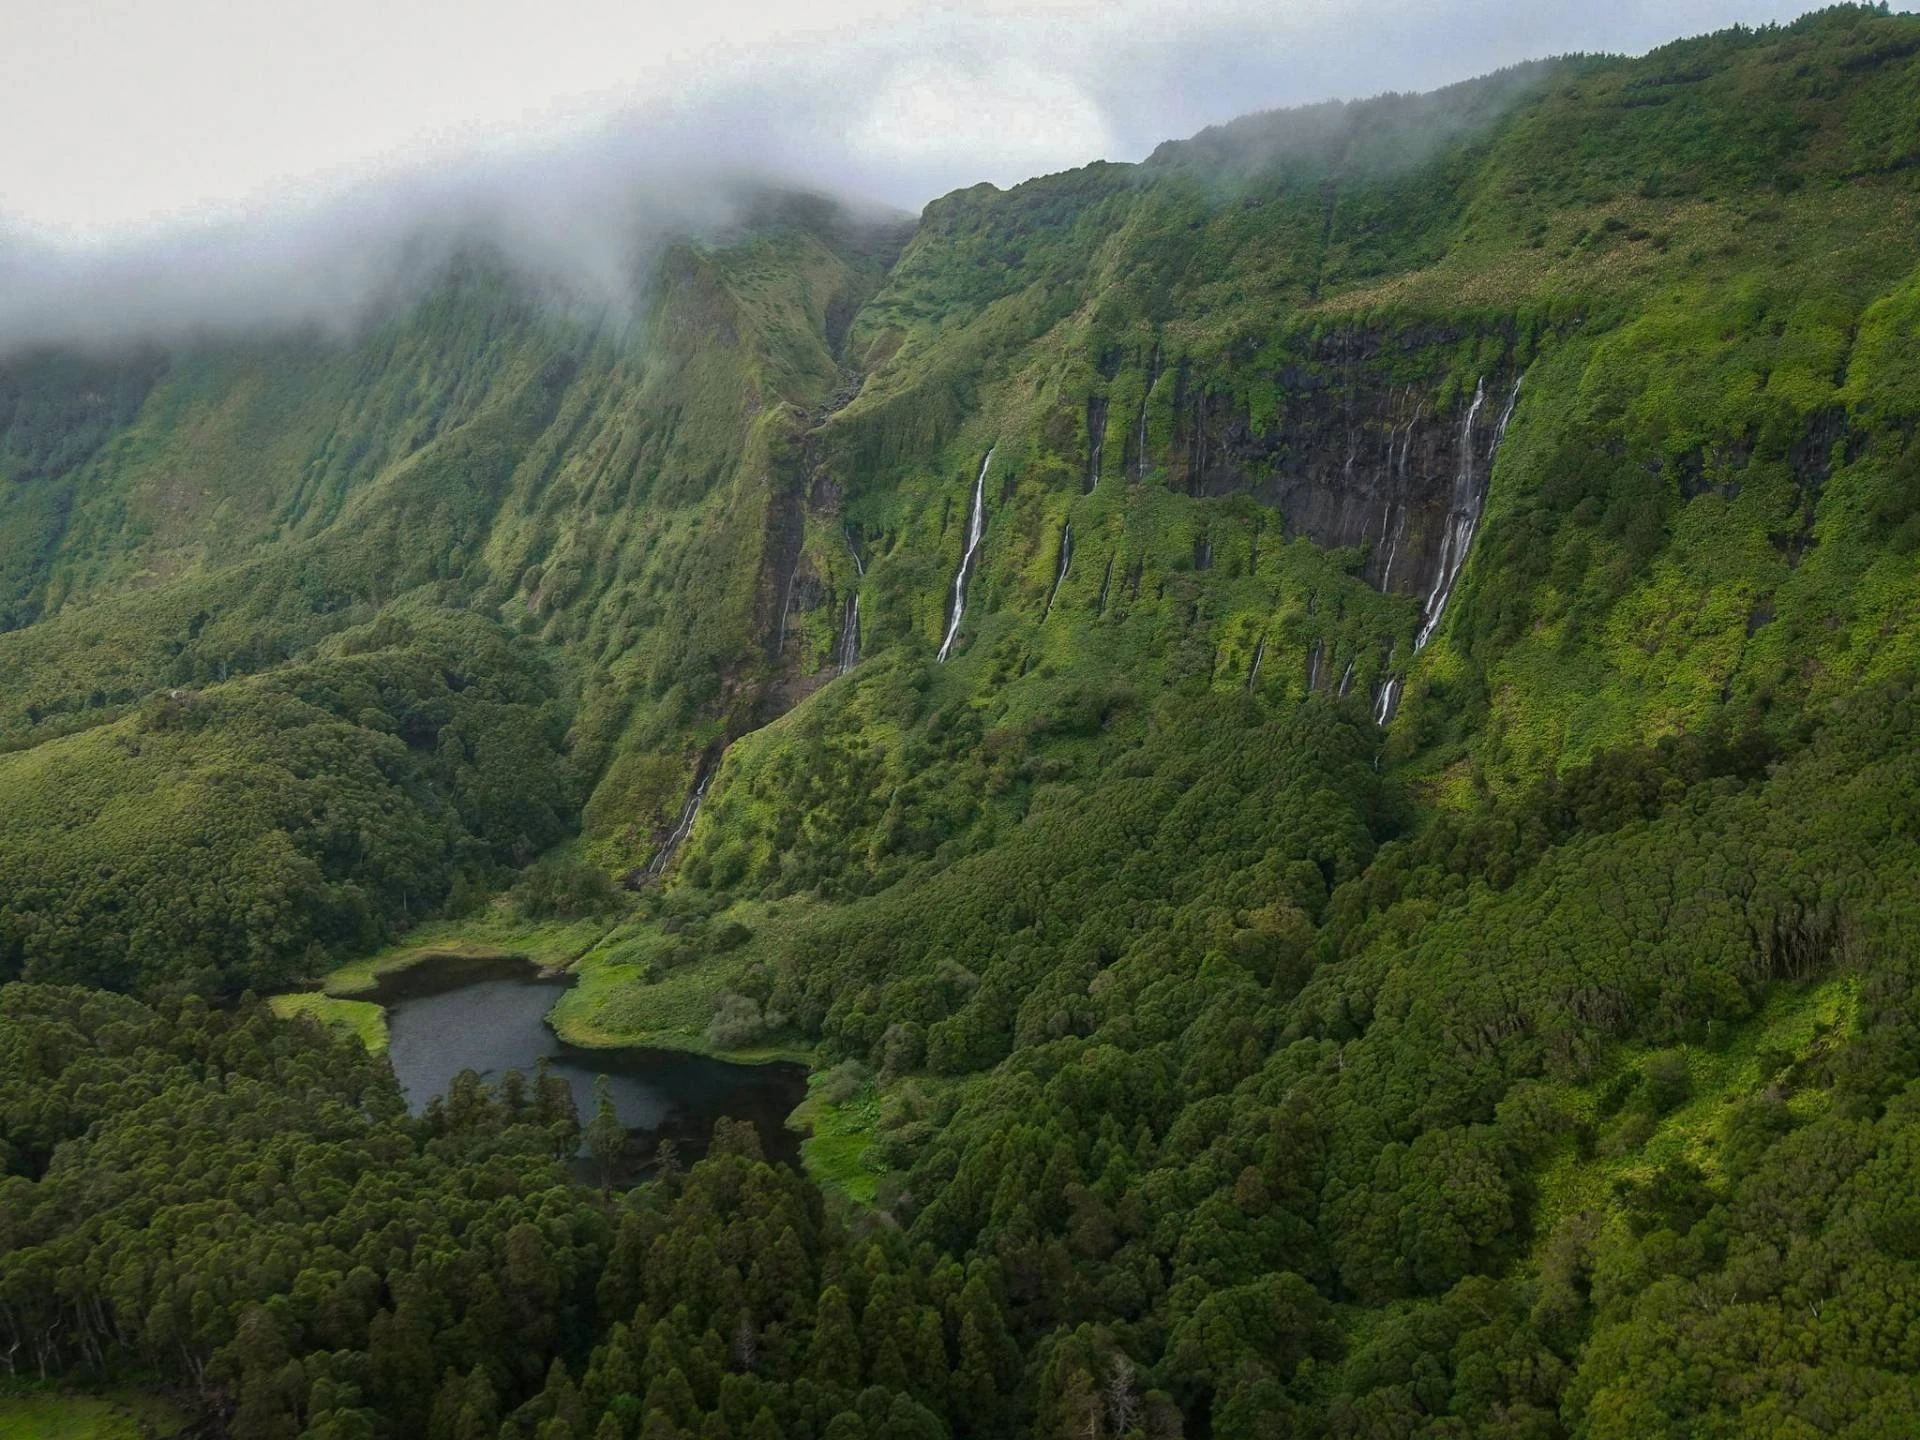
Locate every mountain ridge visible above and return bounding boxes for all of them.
[5,8,1920,1437]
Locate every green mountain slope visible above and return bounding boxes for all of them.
[5,7,1920,1437]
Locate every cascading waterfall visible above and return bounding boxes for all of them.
[1246,634,1267,692]
[1306,639,1324,693]
[1372,639,1402,726]
[1337,658,1356,698]
[937,448,993,662]
[1042,521,1073,620]
[1413,377,1491,653]
[644,763,714,880]
[1096,554,1115,616]
[1369,373,1521,725]
[1491,375,1522,451]
[1374,675,1403,726]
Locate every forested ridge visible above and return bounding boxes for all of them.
[6,7,1920,1437]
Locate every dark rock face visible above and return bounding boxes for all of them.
[1127,324,1526,608]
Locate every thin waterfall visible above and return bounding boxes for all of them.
[838,537,865,675]
[1379,507,1404,591]
[937,448,993,662]
[1414,378,1490,652]
[1087,396,1107,493]
[1135,343,1159,480]
[1246,634,1267,691]
[644,762,714,880]
[1491,375,1522,450]
[1306,639,1324,693]
[1096,554,1115,617]
[1337,658,1356,697]
[1042,521,1073,620]
[836,595,860,674]
[773,568,797,656]
[1373,642,1401,726]
[1374,675,1403,726]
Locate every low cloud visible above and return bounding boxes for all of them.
[0,0,1810,355]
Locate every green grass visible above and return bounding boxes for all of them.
[317,909,614,997]
[550,915,814,1064]
[266,992,389,1053]
[0,1391,185,1440]
[790,1075,884,1205]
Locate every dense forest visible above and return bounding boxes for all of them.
[5,6,1920,1437]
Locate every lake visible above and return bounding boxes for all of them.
[365,953,808,1169]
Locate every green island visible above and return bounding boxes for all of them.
[6,8,1920,1436]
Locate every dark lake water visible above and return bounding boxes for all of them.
[367,954,807,1169]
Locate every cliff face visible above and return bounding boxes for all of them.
[1139,324,1527,607]
[0,216,898,873]
[6,6,1920,871]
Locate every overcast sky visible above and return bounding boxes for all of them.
[1,0,1822,350]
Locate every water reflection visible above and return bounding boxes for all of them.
[369,954,807,1169]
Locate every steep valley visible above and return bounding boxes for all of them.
[7,9,1920,1437]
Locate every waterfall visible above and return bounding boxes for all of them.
[644,762,714,880]
[1401,398,1424,475]
[937,448,993,662]
[1491,375,1522,451]
[1374,675,1403,726]
[1096,554,1115,617]
[773,568,797,656]
[1087,396,1107,493]
[1413,378,1491,653]
[1042,520,1073,620]
[1373,642,1401,726]
[1306,639,1324,693]
[837,537,864,675]
[1379,507,1404,591]
[1337,658,1356,697]
[1135,344,1160,480]
[836,595,861,674]
[1246,634,1267,692]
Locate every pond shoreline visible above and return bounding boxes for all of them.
[276,951,811,1174]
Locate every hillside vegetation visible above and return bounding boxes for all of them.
[5,8,1920,1438]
